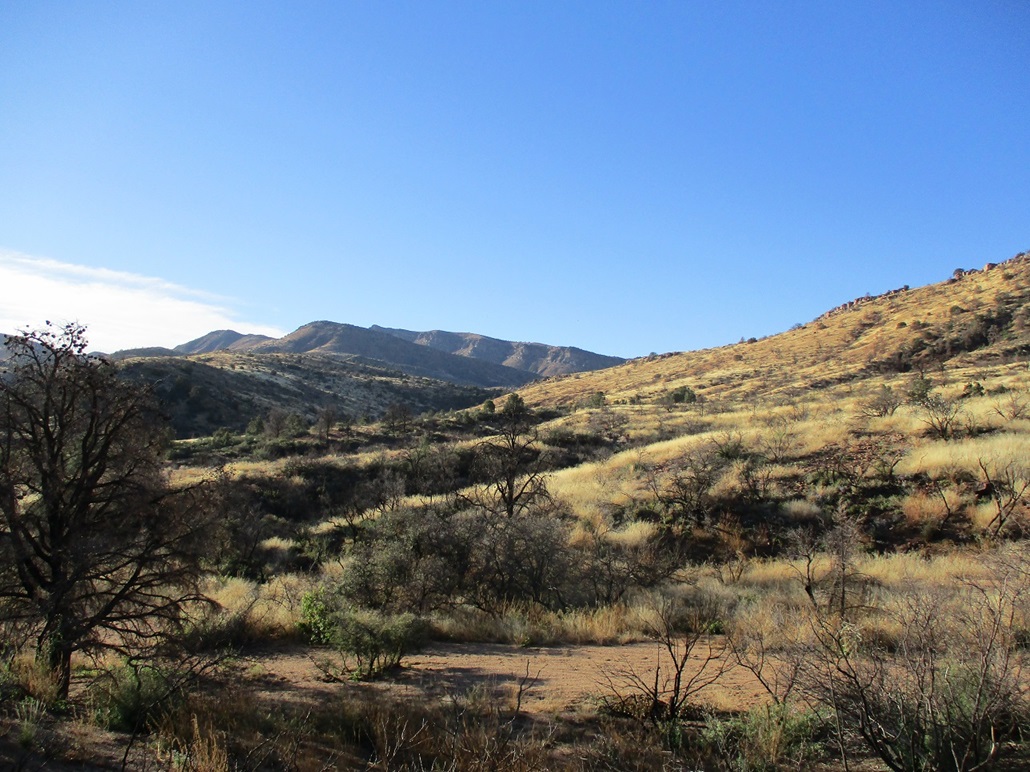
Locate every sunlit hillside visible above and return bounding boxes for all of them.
[5,253,1029,770]
[518,252,1030,410]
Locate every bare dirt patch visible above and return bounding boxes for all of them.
[240,639,768,718]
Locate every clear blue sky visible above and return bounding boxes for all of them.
[2,1,1028,357]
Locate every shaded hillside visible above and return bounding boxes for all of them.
[238,321,538,388]
[370,325,625,376]
[118,351,494,438]
[517,251,1030,409]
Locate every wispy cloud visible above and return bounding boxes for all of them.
[0,250,285,353]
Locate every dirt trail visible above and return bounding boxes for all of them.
[243,639,768,717]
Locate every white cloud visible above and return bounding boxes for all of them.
[0,250,285,353]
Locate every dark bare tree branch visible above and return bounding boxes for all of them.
[0,323,215,697]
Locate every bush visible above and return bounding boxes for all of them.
[332,609,428,679]
[298,588,338,644]
[300,590,428,679]
[701,704,826,772]
[670,386,697,404]
[89,662,179,732]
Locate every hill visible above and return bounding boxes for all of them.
[240,321,539,388]
[516,251,1030,410]
[173,329,274,354]
[163,321,539,389]
[118,350,494,438]
[370,325,626,377]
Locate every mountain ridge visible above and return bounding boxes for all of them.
[117,321,625,388]
[369,325,625,377]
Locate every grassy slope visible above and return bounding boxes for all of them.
[517,255,1030,410]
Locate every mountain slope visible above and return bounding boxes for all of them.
[516,251,1030,409]
[118,351,494,438]
[233,321,539,388]
[174,329,274,354]
[370,325,625,377]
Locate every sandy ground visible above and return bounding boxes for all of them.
[242,638,769,717]
[2,639,770,770]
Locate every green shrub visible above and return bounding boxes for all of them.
[298,588,338,645]
[332,609,428,679]
[301,590,428,679]
[89,662,179,732]
[701,704,825,771]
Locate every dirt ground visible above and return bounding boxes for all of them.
[0,640,771,770]
[242,638,769,717]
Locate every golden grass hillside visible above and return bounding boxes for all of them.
[517,252,1030,410]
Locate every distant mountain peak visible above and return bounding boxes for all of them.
[370,325,625,377]
[166,322,624,386]
[174,330,273,355]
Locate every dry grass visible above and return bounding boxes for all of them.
[429,602,654,646]
[897,433,1030,478]
[900,489,966,528]
[198,573,315,642]
[518,259,1030,414]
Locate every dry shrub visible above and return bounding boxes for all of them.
[900,489,963,529]
[7,656,63,708]
[802,555,1030,772]
[430,601,652,646]
[162,714,230,772]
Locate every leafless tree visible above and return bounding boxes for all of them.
[603,591,728,725]
[314,403,339,442]
[0,324,214,697]
[642,446,726,527]
[461,394,549,520]
[976,458,1030,539]
[919,394,963,440]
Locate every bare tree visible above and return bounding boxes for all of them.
[603,591,728,725]
[975,458,1030,539]
[315,403,339,443]
[919,394,963,441]
[642,446,725,527]
[462,394,549,519]
[382,402,412,433]
[0,324,214,697]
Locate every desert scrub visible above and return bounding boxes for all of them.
[700,704,827,771]
[300,590,427,679]
[89,661,180,732]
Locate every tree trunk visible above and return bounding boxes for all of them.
[37,628,73,700]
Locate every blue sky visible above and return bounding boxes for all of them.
[1,1,1028,356]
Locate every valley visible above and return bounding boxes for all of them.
[2,252,1030,770]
